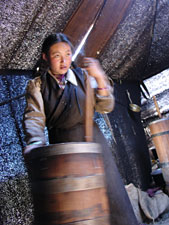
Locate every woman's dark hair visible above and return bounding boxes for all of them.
[42,33,74,56]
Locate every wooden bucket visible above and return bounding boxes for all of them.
[149,117,169,189]
[26,142,110,225]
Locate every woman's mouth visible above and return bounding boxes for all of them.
[60,66,67,70]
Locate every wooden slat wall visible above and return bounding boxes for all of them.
[63,0,133,60]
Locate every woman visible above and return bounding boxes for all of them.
[23,33,114,151]
[23,33,138,225]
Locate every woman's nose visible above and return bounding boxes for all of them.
[60,56,66,63]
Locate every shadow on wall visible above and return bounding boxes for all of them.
[107,80,152,190]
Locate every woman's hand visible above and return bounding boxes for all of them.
[82,57,111,96]
[23,143,44,156]
[82,57,105,79]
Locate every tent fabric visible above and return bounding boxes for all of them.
[0,0,169,80]
[99,0,169,80]
[0,0,82,69]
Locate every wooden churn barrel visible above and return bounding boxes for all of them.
[149,117,169,191]
[25,142,110,225]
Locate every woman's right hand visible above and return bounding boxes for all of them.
[23,143,44,156]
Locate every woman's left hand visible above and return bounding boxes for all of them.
[82,57,111,96]
[82,57,106,79]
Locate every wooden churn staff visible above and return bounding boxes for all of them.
[153,95,162,118]
[84,69,94,142]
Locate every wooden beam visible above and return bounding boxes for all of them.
[84,0,134,58]
[63,0,105,49]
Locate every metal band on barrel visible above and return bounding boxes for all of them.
[36,215,110,225]
[63,216,110,225]
[149,118,169,125]
[29,143,102,159]
[151,130,169,138]
[32,174,105,193]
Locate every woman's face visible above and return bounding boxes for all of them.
[43,42,72,75]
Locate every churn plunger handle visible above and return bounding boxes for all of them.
[84,70,94,142]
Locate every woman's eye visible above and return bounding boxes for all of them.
[53,54,60,58]
[66,52,71,56]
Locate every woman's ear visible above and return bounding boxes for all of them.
[42,53,48,61]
